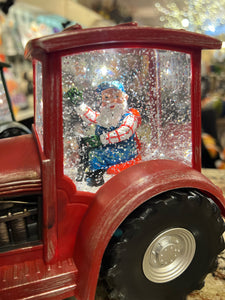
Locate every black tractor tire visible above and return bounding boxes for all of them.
[100,189,225,300]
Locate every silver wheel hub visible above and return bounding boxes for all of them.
[142,228,196,283]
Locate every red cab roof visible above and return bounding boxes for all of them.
[25,22,222,59]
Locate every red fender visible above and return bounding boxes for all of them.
[74,160,225,300]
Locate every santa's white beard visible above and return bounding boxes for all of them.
[97,102,127,128]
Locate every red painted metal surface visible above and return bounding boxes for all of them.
[0,134,41,196]
[0,24,224,300]
[0,244,43,266]
[0,257,77,300]
[25,22,221,58]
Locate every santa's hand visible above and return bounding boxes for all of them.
[81,135,102,148]
[65,86,83,106]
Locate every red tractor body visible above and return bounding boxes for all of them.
[0,23,224,300]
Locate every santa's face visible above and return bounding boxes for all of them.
[97,88,128,128]
[101,88,125,108]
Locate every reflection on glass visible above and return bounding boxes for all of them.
[62,48,192,192]
[0,73,13,124]
[35,60,44,149]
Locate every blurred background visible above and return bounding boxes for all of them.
[1,0,225,168]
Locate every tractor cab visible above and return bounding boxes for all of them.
[26,23,215,194]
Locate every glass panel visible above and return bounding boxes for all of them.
[35,60,44,149]
[0,71,13,123]
[62,48,192,192]
[152,50,192,163]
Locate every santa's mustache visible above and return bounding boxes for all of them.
[98,102,127,128]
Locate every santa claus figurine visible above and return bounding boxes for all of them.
[66,81,141,187]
